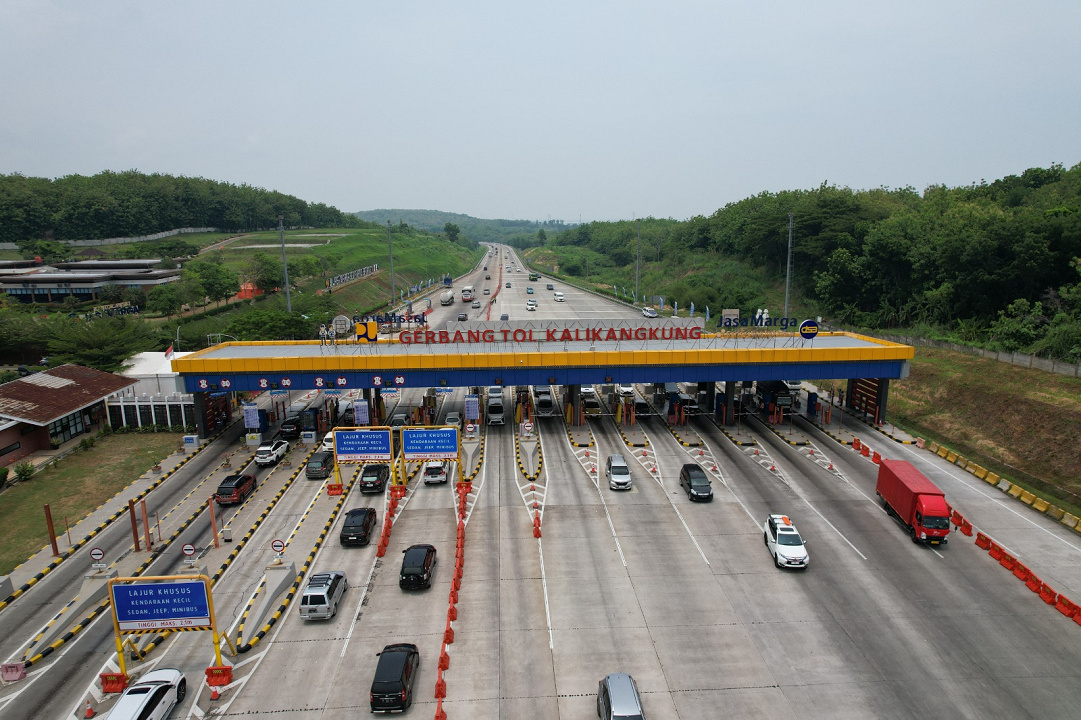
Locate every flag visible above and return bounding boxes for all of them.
[165,344,174,360]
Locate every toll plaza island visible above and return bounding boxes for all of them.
[172,317,913,435]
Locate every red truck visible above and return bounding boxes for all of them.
[876,459,951,545]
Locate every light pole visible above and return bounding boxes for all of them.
[387,220,396,310]
[783,213,793,319]
[635,219,641,303]
[279,215,292,313]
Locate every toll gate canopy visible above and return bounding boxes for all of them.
[171,318,912,393]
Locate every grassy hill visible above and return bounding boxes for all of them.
[355,209,572,246]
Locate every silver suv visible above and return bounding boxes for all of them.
[299,571,348,620]
[605,454,632,491]
[598,672,645,719]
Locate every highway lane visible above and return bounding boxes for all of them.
[0,424,249,666]
[7,246,1081,718]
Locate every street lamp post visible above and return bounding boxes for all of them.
[783,213,793,319]
[279,215,291,313]
[387,220,396,310]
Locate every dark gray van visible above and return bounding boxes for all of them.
[306,451,334,480]
[598,672,645,719]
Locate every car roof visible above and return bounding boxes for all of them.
[345,507,374,518]
[307,571,343,587]
[603,673,642,712]
[682,463,706,475]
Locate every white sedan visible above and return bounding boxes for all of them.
[763,514,809,569]
[108,668,186,720]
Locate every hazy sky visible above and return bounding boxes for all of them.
[2,2,1079,222]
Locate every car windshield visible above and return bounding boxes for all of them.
[689,474,709,486]
[302,594,326,605]
[344,517,367,529]
[924,515,950,529]
[777,533,803,546]
[425,466,442,476]
[612,467,629,476]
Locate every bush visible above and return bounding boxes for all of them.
[13,460,35,483]
[0,466,8,486]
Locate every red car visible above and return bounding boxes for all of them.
[214,473,256,506]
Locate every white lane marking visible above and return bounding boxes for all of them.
[537,538,555,651]
[894,442,1081,554]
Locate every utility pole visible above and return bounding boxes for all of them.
[279,214,291,313]
[387,220,396,310]
[635,219,641,303]
[783,213,793,319]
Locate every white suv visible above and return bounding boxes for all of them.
[423,460,448,484]
[255,439,289,466]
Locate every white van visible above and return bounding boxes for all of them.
[553,291,565,302]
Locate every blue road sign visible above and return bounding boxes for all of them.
[335,429,392,462]
[112,580,211,631]
[402,427,459,460]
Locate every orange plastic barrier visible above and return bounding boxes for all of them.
[860,444,870,457]
[988,542,1004,561]
[205,666,233,686]
[326,484,343,496]
[1026,573,1043,593]
[1038,583,1058,605]
[950,510,964,526]
[1054,596,1078,619]
[960,520,973,536]
[871,451,882,465]
[1012,563,1031,582]
[99,673,128,694]
[975,532,991,550]
[999,553,1016,572]
[852,438,861,451]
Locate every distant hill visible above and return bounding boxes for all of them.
[354,209,573,246]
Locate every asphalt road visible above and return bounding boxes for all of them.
[3,244,1080,719]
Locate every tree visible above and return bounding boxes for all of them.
[247,253,283,293]
[45,315,157,371]
[147,283,182,316]
[227,309,312,341]
[124,288,147,309]
[98,284,125,303]
[444,223,461,243]
[188,260,239,306]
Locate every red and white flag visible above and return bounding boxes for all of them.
[164,344,174,360]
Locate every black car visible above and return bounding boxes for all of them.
[505,282,511,288]
[546,283,554,290]
[280,414,301,440]
[359,463,390,493]
[340,507,377,546]
[399,544,437,590]
[457,312,468,321]
[679,463,713,501]
[370,643,419,712]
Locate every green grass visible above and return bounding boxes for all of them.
[889,347,1081,515]
[0,433,183,575]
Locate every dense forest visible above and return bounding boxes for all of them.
[0,171,367,243]
[356,208,570,246]
[545,163,1081,361]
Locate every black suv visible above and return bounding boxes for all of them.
[679,463,713,502]
[370,643,419,712]
[358,464,390,493]
[280,414,301,440]
[339,508,377,546]
[399,544,437,590]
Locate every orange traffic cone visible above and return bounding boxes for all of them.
[211,688,220,701]
[84,700,95,718]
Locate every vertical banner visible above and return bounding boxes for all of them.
[354,400,370,425]
[242,402,260,429]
